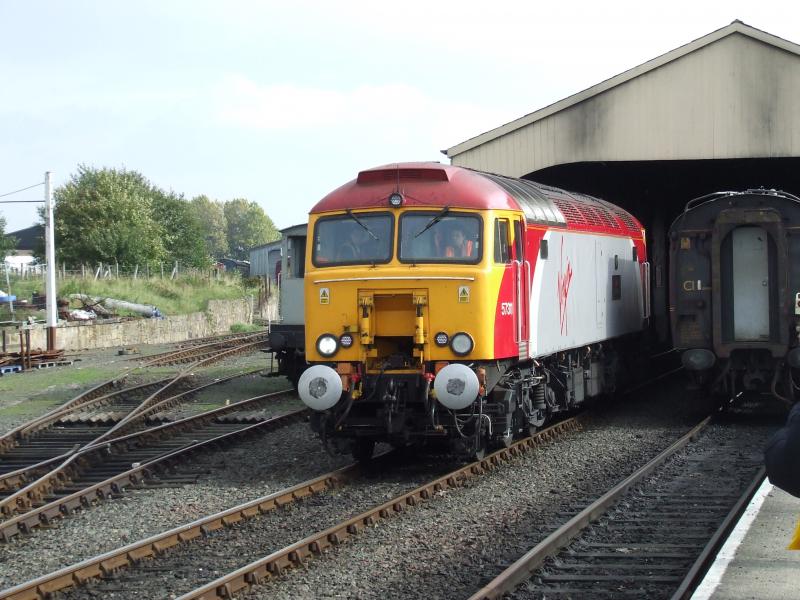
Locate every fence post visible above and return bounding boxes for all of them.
[134,265,139,279]
[95,263,101,281]
[160,262,164,279]
[115,260,119,278]
[170,261,178,280]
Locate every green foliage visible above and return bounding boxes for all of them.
[0,214,17,257]
[191,195,229,258]
[157,192,212,269]
[52,166,214,269]
[48,165,281,268]
[224,198,279,260]
[53,165,166,266]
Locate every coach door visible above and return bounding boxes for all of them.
[513,218,530,355]
[713,208,787,356]
[731,226,770,341]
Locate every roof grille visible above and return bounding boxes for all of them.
[357,167,449,184]
[552,198,588,226]
[590,205,620,229]
[613,209,637,229]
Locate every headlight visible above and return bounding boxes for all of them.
[434,332,449,347]
[316,334,339,357]
[450,332,473,356]
[339,333,354,348]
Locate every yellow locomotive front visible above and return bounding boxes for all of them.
[297,167,524,460]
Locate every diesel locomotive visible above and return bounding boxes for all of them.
[297,163,650,459]
[669,188,800,403]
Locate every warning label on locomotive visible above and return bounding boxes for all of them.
[319,288,330,304]
[458,286,470,303]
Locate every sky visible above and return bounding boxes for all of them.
[1,0,798,234]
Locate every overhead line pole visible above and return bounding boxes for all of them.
[44,171,57,351]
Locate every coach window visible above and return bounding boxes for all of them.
[494,219,511,263]
[312,213,393,266]
[399,212,482,263]
[288,236,306,277]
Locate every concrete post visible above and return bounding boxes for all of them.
[44,171,57,351]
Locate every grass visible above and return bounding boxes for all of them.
[2,273,254,317]
[0,364,117,398]
[0,348,290,430]
[230,323,262,333]
[0,363,130,421]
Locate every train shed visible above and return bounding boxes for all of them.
[444,20,800,343]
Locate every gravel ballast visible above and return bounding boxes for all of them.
[238,386,767,599]
[0,374,781,599]
[0,414,351,588]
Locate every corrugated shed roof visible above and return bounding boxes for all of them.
[444,21,800,159]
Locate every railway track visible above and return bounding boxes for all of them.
[0,417,583,600]
[0,332,268,462]
[142,332,268,367]
[0,368,264,498]
[0,378,179,492]
[0,338,269,498]
[0,388,299,542]
[467,419,771,600]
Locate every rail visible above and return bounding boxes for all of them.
[0,417,584,599]
[0,388,296,537]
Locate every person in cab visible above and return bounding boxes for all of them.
[337,226,369,261]
[444,226,474,259]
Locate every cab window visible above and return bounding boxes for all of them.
[399,212,481,263]
[312,213,393,266]
[494,219,511,263]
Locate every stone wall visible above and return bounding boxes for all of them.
[1,298,253,352]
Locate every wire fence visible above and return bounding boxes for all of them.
[4,260,243,281]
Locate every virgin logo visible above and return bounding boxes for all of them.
[557,238,573,335]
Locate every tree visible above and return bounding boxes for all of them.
[155,192,212,269]
[53,165,166,266]
[0,214,16,258]
[190,195,228,258]
[223,199,279,260]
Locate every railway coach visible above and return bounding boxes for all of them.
[669,188,800,403]
[297,163,650,459]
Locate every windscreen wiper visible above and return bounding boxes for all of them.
[346,209,379,240]
[414,205,450,238]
